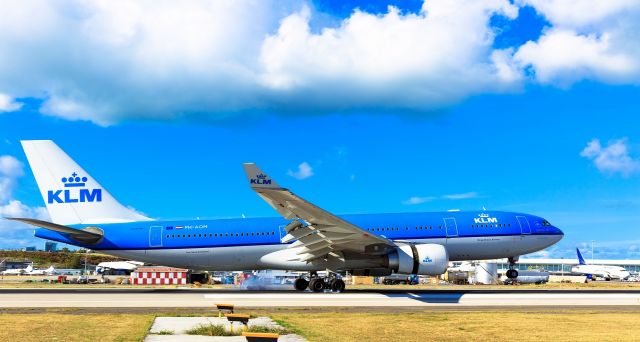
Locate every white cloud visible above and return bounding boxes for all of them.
[0,0,523,124]
[260,1,520,110]
[403,192,479,205]
[0,155,49,247]
[287,161,314,180]
[520,0,638,28]
[0,155,24,203]
[514,29,637,84]
[0,1,639,124]
[0,0,298,125]
[402,196,437,205]
[442,192,480,200]
[0,93,22,112]
[580,138,640,177]
[514,0,640,84]
[0,155,23,177]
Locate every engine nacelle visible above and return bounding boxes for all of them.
[388,243,449,275]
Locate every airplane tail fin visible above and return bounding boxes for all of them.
[576,247,586,265]
[20,140,150,225]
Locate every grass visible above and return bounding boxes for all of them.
[271,310,640,342]
[2,309,639,341]
[0,313,154,341]
[156,329,174,335]
[186,323,290,336]
[186,324,235,336]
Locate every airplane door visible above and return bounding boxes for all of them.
[517,216,531,234]
[149,226,163,247]
[444,218,458,237]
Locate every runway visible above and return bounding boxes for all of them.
[1,289,640,308]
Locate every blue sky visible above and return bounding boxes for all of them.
[0,0,639,259]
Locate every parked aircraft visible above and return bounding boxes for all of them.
[1,264,54,276]
[1,267,27,275]
[571,248,630,280]
[25,265,56,276]
[6,140,564,292]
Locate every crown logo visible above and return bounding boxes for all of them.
[61,172,87,187]
[256,173,267,180]
[479,213,489,218]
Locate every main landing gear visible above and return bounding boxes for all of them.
[294,272,345,293]
[506,256,519,279]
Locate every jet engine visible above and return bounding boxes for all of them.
[387,243,448,275]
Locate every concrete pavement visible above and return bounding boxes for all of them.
[0,288,639,307]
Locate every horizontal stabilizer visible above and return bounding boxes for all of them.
[6,217,103,244]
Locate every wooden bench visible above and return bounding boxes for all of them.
[225,313,251,333]
[215,303,234,318]
[242,332,280,342]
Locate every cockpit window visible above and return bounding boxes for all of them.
[541,220,551,226]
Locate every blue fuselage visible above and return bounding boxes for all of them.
[35,210,563,270]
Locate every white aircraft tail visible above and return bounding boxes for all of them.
[21,140,150,225]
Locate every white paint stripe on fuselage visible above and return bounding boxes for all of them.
[102,234,562,271]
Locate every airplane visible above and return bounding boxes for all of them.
[1,266,28,275]
[25,265,56,276]
[0,264,53,276]
[571,248,630,281]
[5,140,564,292]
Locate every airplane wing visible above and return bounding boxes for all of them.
[243,163,396,262]
[5,217,104,244]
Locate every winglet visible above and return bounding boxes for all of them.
[576,247,586,265]
[242,163,281,189]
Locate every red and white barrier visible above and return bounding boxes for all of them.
[130,267,189,285]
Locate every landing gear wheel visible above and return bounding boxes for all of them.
[294,278,309,291]
[506,269,519,279]
[330,279,345,293]
[309,278,324,292]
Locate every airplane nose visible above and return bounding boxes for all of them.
[553,226,564,242]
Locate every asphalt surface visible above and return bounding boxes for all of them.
[1,288,640,308]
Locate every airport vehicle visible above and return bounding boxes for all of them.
[382,274,419,285]
[501,270,549,284]
[6,140,564,292]
[571,248,630,280]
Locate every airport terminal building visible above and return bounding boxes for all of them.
[492,258,640,274]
